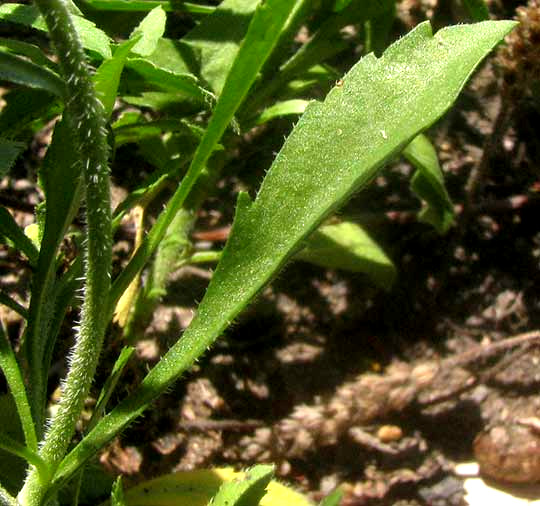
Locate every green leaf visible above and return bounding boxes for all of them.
[208,465,274,506]
[108,0,301,309]
[0,293,27,319]
[94,37,141,118]
[0,89,57,138]
[182,0,258,95]
[82,0,215,14]
[115,467,312,506]
[56,20,516,483]
[125,58,215,106]
[318,488,343,506]
[333,0,352,11]
[130,6,166,57]
[242,0,394,115]
[89,347,135,431]
[140,38,194,75]
[0,324,39,454]
[295,222,396,289]
[23,119,83,429]
[0,51,64,96]
[111,476,126,506]
[0,38,57,70]
[463,0,490,21]
[0,3,112,59]
[0,395,27,495]
[0,207,39,266]
[0,138,26,178]
[255,99,309,125]
[403,133,455,234]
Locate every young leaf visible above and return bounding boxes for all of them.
[295,221,396,289]
[0,51,64,96]
[94,37,140,118]
[56,20,516,483]
[403,134,454,234]
[129,6,166,57]
[0,207,39,266]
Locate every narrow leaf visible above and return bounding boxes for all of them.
[0,51,64,96]
[129,6,166,57]
[404,134,454,234]
[56,20,516,482]
[0,324,38,453]
[295,222,396,289]
[88,347,135,431]
[0,431,47,480]
[0,207,39,266]
[0,293,27,320]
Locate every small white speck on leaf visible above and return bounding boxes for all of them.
[380,130,388,140]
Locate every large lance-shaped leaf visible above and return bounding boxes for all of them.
[55,20,515,482]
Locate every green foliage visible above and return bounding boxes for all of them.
[208,465,274,506]
[116,467,312,506]
[296,222,396,289]
[0,0,515,504]
[404,134,455,234]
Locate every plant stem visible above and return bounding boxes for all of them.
[19,0,112,503]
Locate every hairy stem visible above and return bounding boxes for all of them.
[19,0,111,504]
